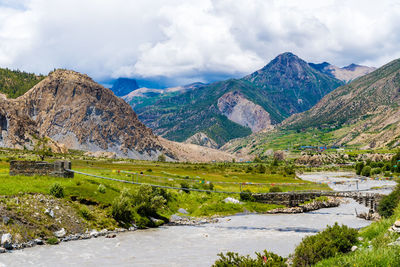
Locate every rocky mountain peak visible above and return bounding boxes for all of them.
[7,69,173,159]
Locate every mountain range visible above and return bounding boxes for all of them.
[125,52,346,147]
[223,57,400,155]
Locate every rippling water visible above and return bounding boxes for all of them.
[0,172,394,267]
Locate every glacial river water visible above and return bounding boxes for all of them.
[0,172,396,267]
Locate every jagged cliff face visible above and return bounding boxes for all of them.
[4,70,170,160]
[217,91,272,132]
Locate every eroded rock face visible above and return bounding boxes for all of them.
[1,70,172,160]
[184,132,218,149]
[217,91,272,132]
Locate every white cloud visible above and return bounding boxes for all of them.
[0,0,400,85]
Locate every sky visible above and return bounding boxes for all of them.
[0,0,400,87]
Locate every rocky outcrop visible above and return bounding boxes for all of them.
[0,69,172,160]
[217,91,272,132]
[184,132,219,149]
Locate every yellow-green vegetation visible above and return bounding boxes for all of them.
[0,68,45,98]
[315,206,400,266]
[0,148,333,244]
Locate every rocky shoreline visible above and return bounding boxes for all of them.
[0,227,138,253]
[0,198,349,253]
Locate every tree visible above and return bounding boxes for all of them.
[34,136,53,161]
[158,154,166,162]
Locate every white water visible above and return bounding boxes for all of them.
[0,172,395,267]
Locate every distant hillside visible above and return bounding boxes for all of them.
[130,52,343,146]
[309,62,375,83]
[0,68,45,98]
[223,57,400,155]
[111,78,139,97]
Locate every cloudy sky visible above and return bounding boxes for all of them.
[1,0,400,87]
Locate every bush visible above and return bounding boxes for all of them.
[284,165,295,175]
[46,237,60,245]
[293,222,358,267]
[355,162,364,175]
[257,164,267,173]
[240,189,253,201]
[180,182,190,193]
[269,186,283,193]
[98,184,106,194]
[213,250,287,267]
[158,154,166,162]
[79,206,94,220]
[132,184,167,218]
[378,184,400,218]
[111,189,133,224]
[253,156,262,163]
[49,183,64,198]
[361,166,371,177]
[371,168,382,175]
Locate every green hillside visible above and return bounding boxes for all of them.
[130,53,343,146]
[0,68,45,98]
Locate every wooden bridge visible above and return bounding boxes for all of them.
[252,190,385,211]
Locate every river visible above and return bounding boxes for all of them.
[0,172,396,267]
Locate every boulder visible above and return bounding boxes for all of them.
[1,233,12,249]
[2,216,10,225]
[178,208,188,214]
[105,233,117,238]
[394,220,400,227]
[34,239,44,245]
[0,247,6,253]
[45,208,55,218]
[54,228,66,238]
[89,230,99,238]
[223,197,241,204]
[351,246,358,252]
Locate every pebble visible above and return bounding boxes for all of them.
[54,228,66,238]
[1,233,12,250]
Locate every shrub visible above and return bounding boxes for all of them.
[158,154,166,162]
[79,206,94,220]
[180,182,190,193]
[284,165,295,175]
[46,237,60,245]
[253,156,262,163]
[49,183,64,198]
[355,162,364,175]
[98,184,106,194]
[132,185,167,218]
[111,189,133,224]
[213,250,287,267]
[240,189,253,201]
[269,186,283,193]
[378,184,400,218]
[371,168,382,175]
[293,222,358,266]
[257,164,267,173]
[361,166,371,177]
